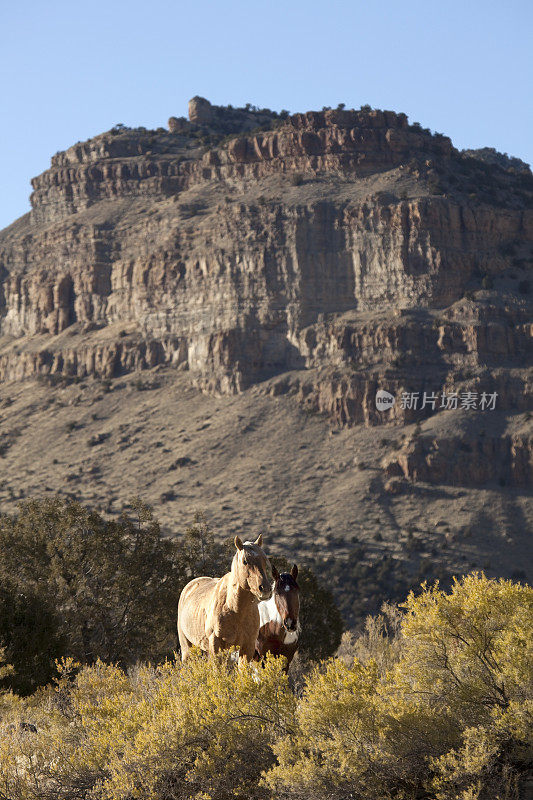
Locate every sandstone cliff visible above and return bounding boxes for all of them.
[0,97,532,494]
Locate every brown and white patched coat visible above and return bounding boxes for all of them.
[254,564,300,672]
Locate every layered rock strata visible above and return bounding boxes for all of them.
[0,98,531,489]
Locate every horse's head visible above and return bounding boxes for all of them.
[272,564,300,633]
[233,534,273,601]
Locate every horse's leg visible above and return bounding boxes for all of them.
[282,646,296,674]
[178,625,192,662]
[238,639,256,666]
[208,633,223,657]
[253,644,267,670]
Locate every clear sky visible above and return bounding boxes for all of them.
[1,0,531,231]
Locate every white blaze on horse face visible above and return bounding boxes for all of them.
[284,584,290,592]
[258,594,283,628]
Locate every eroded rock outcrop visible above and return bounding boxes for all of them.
[382,429,533,488]
[0,98,531,486]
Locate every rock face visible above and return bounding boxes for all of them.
[383,429,533,488]
[0,98,532,487]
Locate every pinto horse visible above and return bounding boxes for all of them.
[254,564,300,672]
[177,534,273,664]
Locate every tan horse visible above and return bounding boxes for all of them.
[177,534,273,663]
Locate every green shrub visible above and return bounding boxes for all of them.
[0,583,64,695]
[0,498,182,675]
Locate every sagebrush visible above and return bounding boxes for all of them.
[0,574,530,800]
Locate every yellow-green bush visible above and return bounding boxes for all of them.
[397,572,533,721]
[265,574,533,800]
[0,574,530,800]
[0,654,295,800]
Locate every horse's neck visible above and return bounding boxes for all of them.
[259,594,283,630]
[225,574,256,613]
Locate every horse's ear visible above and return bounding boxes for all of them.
[254,533,263,547]
[272,564,280,580]
[291,564,298,580]
[234,536,244,551]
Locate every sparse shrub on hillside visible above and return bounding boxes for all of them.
[308,542,453,628]
[500,241,518,257]
[289,172,304,186]
[37,373,80,388]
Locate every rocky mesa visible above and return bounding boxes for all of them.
[0,97,531,581]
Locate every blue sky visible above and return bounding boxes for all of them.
[1,0,531,230]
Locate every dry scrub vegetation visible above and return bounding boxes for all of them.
[0,573,530,800]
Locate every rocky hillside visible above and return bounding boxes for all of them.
[0,97,531,607]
